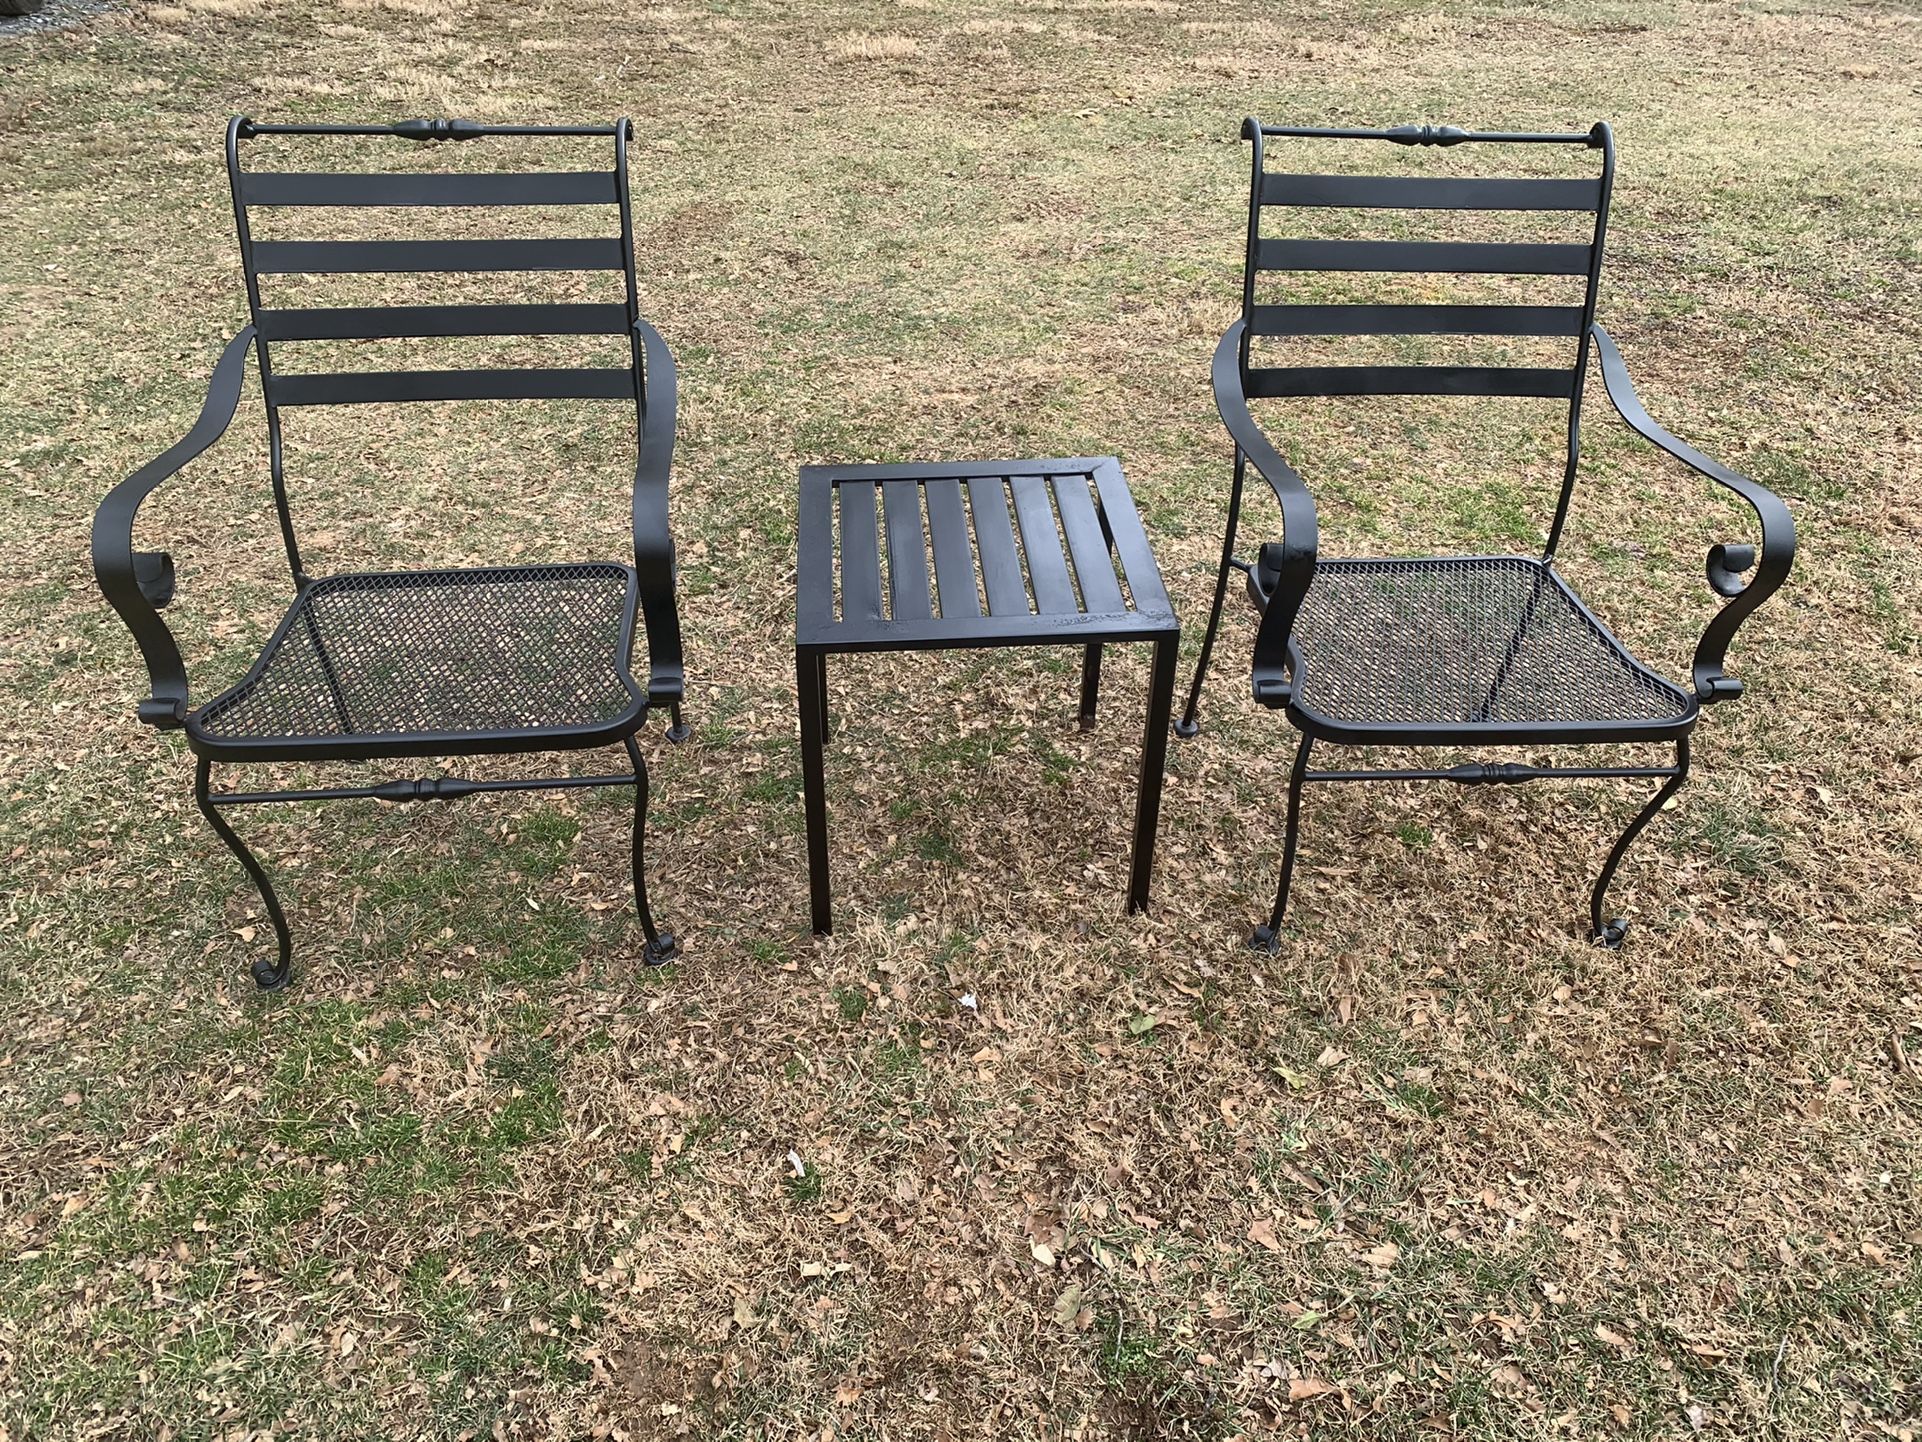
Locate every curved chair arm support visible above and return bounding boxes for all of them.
[90,326,257,728]
[631,316,684,706]
[1214,321,1321,708]
[1591,324,1797,704]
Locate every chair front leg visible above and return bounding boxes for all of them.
[1250,731,1314,953]
[1589,737,1691,949]
[624,734,680,965]
[1177,448,1248,739]
[194,757,293,992]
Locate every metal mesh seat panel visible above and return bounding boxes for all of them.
[196,565,637,741]
[1292,558,1687,729]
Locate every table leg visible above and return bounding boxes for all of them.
[797,647,833,935]
[1079,643,1103,731]
[1127,633,1178,914]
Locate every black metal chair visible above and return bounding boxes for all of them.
[91,117,689,990]
[1179,119,1796,951]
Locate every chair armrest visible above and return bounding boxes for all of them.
[1214,320,1321,708]
[1591,324,1797,704]
[631,316,684,706]
[89,327,256,728]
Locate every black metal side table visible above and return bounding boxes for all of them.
[795,456,1180,935]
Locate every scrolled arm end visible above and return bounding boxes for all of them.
[1213,321,1320,711]
[92,326,256,730]
[630,316,685,707]
[1705,542,1756,600]
[1590,323,1796,708]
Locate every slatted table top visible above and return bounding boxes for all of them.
[796,457,1177,652]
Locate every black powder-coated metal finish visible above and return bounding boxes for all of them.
[795,457,1180,935]
[1179,118,1796,949]
[90,117,691,989]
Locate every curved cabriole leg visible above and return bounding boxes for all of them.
[1250,733,1314,953]
[1589,736,1691,949]
[1176,450,1248,740]
[625,735,680,965]
[194,757,293,992]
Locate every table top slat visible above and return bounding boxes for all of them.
[923,477,981,619]
[796,469,838,631]
[968,477,1029,617]
[1053,472,1126,613]
[882,479,933,621]
[1089,458,1173,616]
[1008,474,1079,615]
[838,481,882,622]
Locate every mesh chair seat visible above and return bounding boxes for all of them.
[189,563,645,757]
[1288,556,1694,741]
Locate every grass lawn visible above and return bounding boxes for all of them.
[2,0,1919,1436]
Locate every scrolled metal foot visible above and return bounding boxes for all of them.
[642,932,681,966]
[197,757,296,994]
[1248,923,1280,954]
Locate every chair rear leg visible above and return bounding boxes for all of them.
[1176,450,1248,740]
[1078,643,1103,731]
[666,702,690,744]
[1590,737,1691,949]
[194,757,293,992]
[1250,733,1314,953]
[625,735,680,965]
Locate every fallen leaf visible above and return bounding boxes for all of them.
[1053,1283,1083,1326]
[1595,1324,1630,1348]
[1247,1218,1281,1252]
[1365,1241,1400,1271]
[1288,1376,1337,1401]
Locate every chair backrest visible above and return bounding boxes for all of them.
[1238,119,1615,550]
[223,117,647,579]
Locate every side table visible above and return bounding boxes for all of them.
[794,456,1180,935]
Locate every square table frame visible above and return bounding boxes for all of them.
[795,456,1181,935]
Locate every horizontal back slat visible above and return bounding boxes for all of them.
[257,302,632,340]
[239,171,620,207]
[1256,238,1593,275]
[251,238,624,274]
[1248,303,1586,338]
[1245,365,1575,399]
[1260,173,1601,211]
[269,367,636,406]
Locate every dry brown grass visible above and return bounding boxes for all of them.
[1,0,1919,1438]
[828,30,922,60]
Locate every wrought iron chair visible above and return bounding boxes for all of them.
[91,117,689,990]
[1178,119,1795,951]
